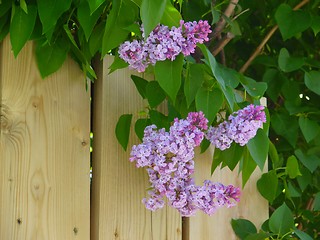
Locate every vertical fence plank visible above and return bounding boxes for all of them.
[0,37,90,240]
[186,134,268,237]
[91,56,181,240]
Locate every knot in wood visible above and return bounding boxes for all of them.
[0,104,12,133]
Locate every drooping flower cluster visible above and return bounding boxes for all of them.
[206,104,266,150]
[130,112,240,216]
[119,20,212,72]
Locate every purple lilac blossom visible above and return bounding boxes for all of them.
[118,20,212,72]
[206,104,266,150]
[130,112,240,216]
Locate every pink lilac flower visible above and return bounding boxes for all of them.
[130,111,240,216]
[206,104,266,150]
[119,20,212,72]
[180,20,211,56]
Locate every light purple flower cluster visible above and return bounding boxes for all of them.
[206,104,266,150]
[130,112,240,216]
[119,20,212,72]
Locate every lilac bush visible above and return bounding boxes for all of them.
[118,20,212,72]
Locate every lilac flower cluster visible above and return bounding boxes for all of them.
[119,20,212,72]
[206,104,266,150]
[130,112,240,216]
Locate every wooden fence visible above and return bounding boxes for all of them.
[0,36,268,240]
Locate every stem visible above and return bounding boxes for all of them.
[210,0,239,40]
[239,0,310,74]
[212,32,235,56]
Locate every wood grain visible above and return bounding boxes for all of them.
[91,56,181,240]
[0,37,90,240]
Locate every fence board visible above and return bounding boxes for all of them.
[186,100,268,239]
[91,56,181,240]
[0,37,90,240]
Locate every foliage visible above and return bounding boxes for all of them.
[1,0,320,238]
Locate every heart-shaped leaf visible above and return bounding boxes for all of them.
[278,48,304,72]
[304,71,320,95]
[275,4,311,40]
[269,203,294,236]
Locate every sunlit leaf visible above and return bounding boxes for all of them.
[141,0,167,38]
[195,87,223,124]
[286,155,302,179]
[10,5,37,57]
[247,129,269,170]
[37,0,72,34]
[155,54,184,104]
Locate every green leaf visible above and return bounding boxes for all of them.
[294,228,313,240]
[140,0,167,38]
[198,44,224,89]
[311,15,320,36]
[286,155,302,179]
[304,71,320,95]
[131,75,148,99]
[294,149,320,173]
[297,167,312,191]
[269,203,294,236]
[135,118,151,141]
[149,110,169,130]
[0,10,10,41]
[109,55,129,73]
[89,21,105,56]
[87,0,105,14]
[278,48,304,72]
[37,0,72,34]
[313,192,320,211]
[20,0,28,14]
[130,0,142,7]
[245,232,273,240]
[271,112,299,147]
[35,39,68,78]
[146,81,166,108]
[269,140,281,168]
[0,0,12,17]
[257,170,278,203]
[78,1,104,41]
[239,76,267,98]
[10,5,37,57]
[219,143,244,171]
[160,1,181,27]
[115,114,133,151]
[231,219,257,239]
[247,129,269,170]
[200,138,210,153]
[184,64,207,107]
[198,44,237,110]
[154,54,184,104]
[299,116,320,143]
[241,147,257,187]
[195,87,223,124]
[275,4,312,40]
[262,68,284,103]
[102,0,138,54]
